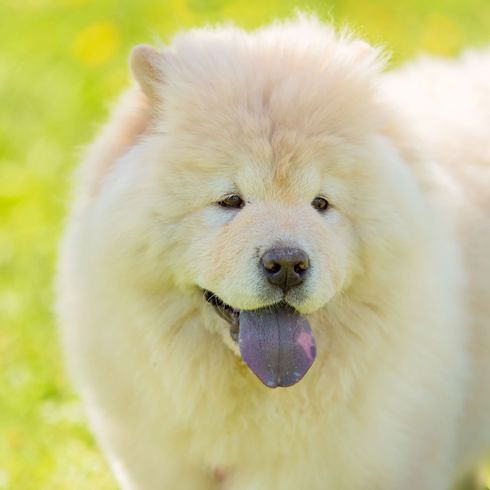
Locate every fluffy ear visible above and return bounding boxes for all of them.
[129,44,166,100]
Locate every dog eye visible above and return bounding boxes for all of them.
[311,196,329,212]
[218,194,244,209]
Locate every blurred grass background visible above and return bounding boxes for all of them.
[0,0,489,488]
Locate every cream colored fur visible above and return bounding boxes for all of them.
[57,16,490,490]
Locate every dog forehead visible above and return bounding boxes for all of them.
[158,64,375,187]
[158,88,332,195]
[231,153,321,202]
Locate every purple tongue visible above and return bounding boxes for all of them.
[238,303,316,388]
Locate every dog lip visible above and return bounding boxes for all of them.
[203,289,240,342]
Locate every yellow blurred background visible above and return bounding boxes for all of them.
[0,0,489,488]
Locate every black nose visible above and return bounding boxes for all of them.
[261,247,310,292]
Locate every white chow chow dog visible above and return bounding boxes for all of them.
[57,15,490,490]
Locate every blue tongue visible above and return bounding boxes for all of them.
[238,304,316,388]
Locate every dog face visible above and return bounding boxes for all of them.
[90,19,424,386]
[176,142,358,316]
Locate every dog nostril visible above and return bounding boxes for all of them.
[264,261,281,274]
[294,262,308,274]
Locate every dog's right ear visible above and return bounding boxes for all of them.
[129,44,166,100]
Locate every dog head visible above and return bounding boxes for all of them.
[89,17,425,387]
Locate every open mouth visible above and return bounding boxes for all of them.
[203,289,317,388]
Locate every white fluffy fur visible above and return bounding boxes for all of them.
[57,16,490,490]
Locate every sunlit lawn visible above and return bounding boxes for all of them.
[0,0,489,488]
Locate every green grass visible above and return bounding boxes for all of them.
[0,0,489,488]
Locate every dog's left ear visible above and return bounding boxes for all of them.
[129,44,166,100]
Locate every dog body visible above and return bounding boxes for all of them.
[57,18,490,489]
